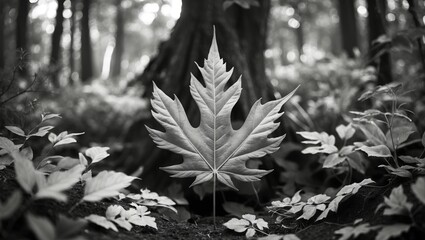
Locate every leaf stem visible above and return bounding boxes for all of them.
[382,157,393,167]
[344,162,353,185]
[213,172,216,229]
[388,93,399,167]
[419,149,425,159]
[68,200,82,214]
[251,182,261,205]
[254,227,269,236]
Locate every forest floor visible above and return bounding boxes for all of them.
[1,166,424,240]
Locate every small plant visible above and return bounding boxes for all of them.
[85,203,157,232]
[118,188,177,213]
[297,123,367,182]
[146,28,297,226]
[335,178,425,240]
[223,214,268,238]
[0,114,142,239]
[352,83,423,178]
[268,179,374,224]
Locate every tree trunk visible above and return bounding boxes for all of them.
[0,0,5,70]
[367,0,392,85]
[110,0,124,77]
[121,0,277,199]
[50,0,65,86]
[16,0,30,74]
[80,0,93,82]
[406,0,425,73]
[337,0,359,58]
[69,0,76,83]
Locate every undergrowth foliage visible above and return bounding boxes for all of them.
[267,179,374,224]
[284,82,425,240]
[0,113,175,240]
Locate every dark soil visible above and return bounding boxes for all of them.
[1,166,424,240]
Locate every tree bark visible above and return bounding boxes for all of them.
[337,0,359,58]
[110,0,124,77]
[121,0,277,196]
[80,0,93,82]
[367,0,392,85]
[69,0,76,83]
[16,0,30,74]
[50,0,65,86]
[0,0,5,70]
[406,0,425,74]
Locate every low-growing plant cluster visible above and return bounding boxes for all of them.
[261,82,425,240]
[335,178,425,240]
[0,113,176,240]
[268,179,374,224]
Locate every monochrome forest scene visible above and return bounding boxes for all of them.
[1,0,425,239]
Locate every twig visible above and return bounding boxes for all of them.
[254,226,269,236]
[387,90,399,167]
[0,74,38,107]
[0,65,18,99]
[406,0,425,72]
[213,172,217,229]
[68,200,83,214]
[251,182,261,205]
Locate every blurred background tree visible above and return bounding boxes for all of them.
[1,0,425,207]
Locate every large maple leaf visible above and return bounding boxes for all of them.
[146,29,297,191]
